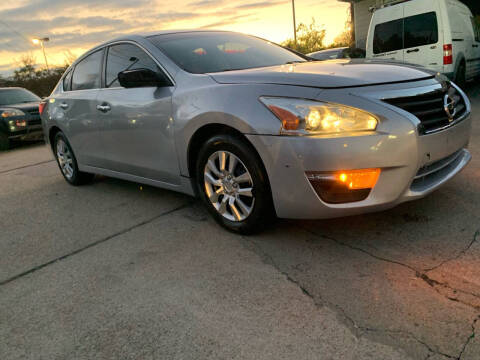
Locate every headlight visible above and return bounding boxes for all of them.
[1,109,26,118]
[260,97,378,135]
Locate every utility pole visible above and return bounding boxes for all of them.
[292,0,297,47]
[32,37,50,72]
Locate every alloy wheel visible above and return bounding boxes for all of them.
[204,151,255,222]
[56,139,74,180]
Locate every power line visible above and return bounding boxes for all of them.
[0,19,34,52]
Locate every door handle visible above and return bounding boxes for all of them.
[96,104,111,112]
[406,48,420,53]
[473,44,479,48]
[60,103,69,109]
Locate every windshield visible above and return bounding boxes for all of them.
[0,88,40,106]
[148,32,306,74]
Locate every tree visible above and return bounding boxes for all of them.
[282,18,326,54]
[4,55,68,97]
[13,54,38,82]
[63,50,77,67]
[332,23,353,48]
[331,5,354,48]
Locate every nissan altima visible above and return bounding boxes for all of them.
[40,30,472,233]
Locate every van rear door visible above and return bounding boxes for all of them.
[370,4,404,63]
[403,1,443,73]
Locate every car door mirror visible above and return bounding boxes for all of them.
[118,68,172,88]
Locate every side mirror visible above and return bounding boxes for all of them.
[118,68,172,88]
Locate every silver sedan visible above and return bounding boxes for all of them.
[40,30,472,233]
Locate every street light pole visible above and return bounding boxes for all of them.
[32,37,50,72]
[292,0,297,47]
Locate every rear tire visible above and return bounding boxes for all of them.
[0,133,10,151]
[455,63,466,89]
[195,134,274,234]
[53,132,94,185]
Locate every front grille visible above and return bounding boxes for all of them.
[27,109,41,126]
[383,85,467,134]
[28,118,41,126]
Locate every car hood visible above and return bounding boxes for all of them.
[0,101,39,112]
[209,59,435,89]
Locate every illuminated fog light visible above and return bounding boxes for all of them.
[306,168,381,204]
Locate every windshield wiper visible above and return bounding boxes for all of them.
[284,60,306,64]
[217,68,246,72]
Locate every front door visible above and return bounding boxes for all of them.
[96,42,180,185]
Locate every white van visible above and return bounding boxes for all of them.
[366,0,480,86]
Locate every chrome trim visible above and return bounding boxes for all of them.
[377,83,444,101]
[57,40,176,94]
[422,82,471,135]
[378,82,471,135]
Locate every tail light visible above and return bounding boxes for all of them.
[39,100,47,115]
[443,44,453,65]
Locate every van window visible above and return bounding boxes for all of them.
[71,50,103,91]
[471,18,480,42]
[373,19,403,54]
[404,12,438,48]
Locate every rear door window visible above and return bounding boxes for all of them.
[71,50,103,91]
[63,70,72,91]
[404,12,438,48]
[373,19,404,54]
[105,43,161,88]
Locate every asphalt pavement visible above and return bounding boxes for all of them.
[1,86,479,360]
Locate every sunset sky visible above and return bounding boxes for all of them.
[0,0,349,75]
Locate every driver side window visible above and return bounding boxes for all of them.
[105,43,161,88]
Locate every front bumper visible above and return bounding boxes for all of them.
[7,125,44,141]
[246,113,472,219]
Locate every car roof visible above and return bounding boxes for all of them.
[0,87,27,90]
[138,29,233,38]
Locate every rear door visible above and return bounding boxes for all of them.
[403,6,443,72]
[469,16,480,78]
[370,4,404,62]
[53,49,104,166]
[96,42,180,184]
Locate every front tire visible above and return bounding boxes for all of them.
[54,132,94,185]
[0,132,10,151]
[196,134,273,234]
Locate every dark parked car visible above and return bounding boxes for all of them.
[308,47,366,61]
[0,87,43,150]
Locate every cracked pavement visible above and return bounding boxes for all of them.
[1,86,479,359]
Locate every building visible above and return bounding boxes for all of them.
[339,0,480,49]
